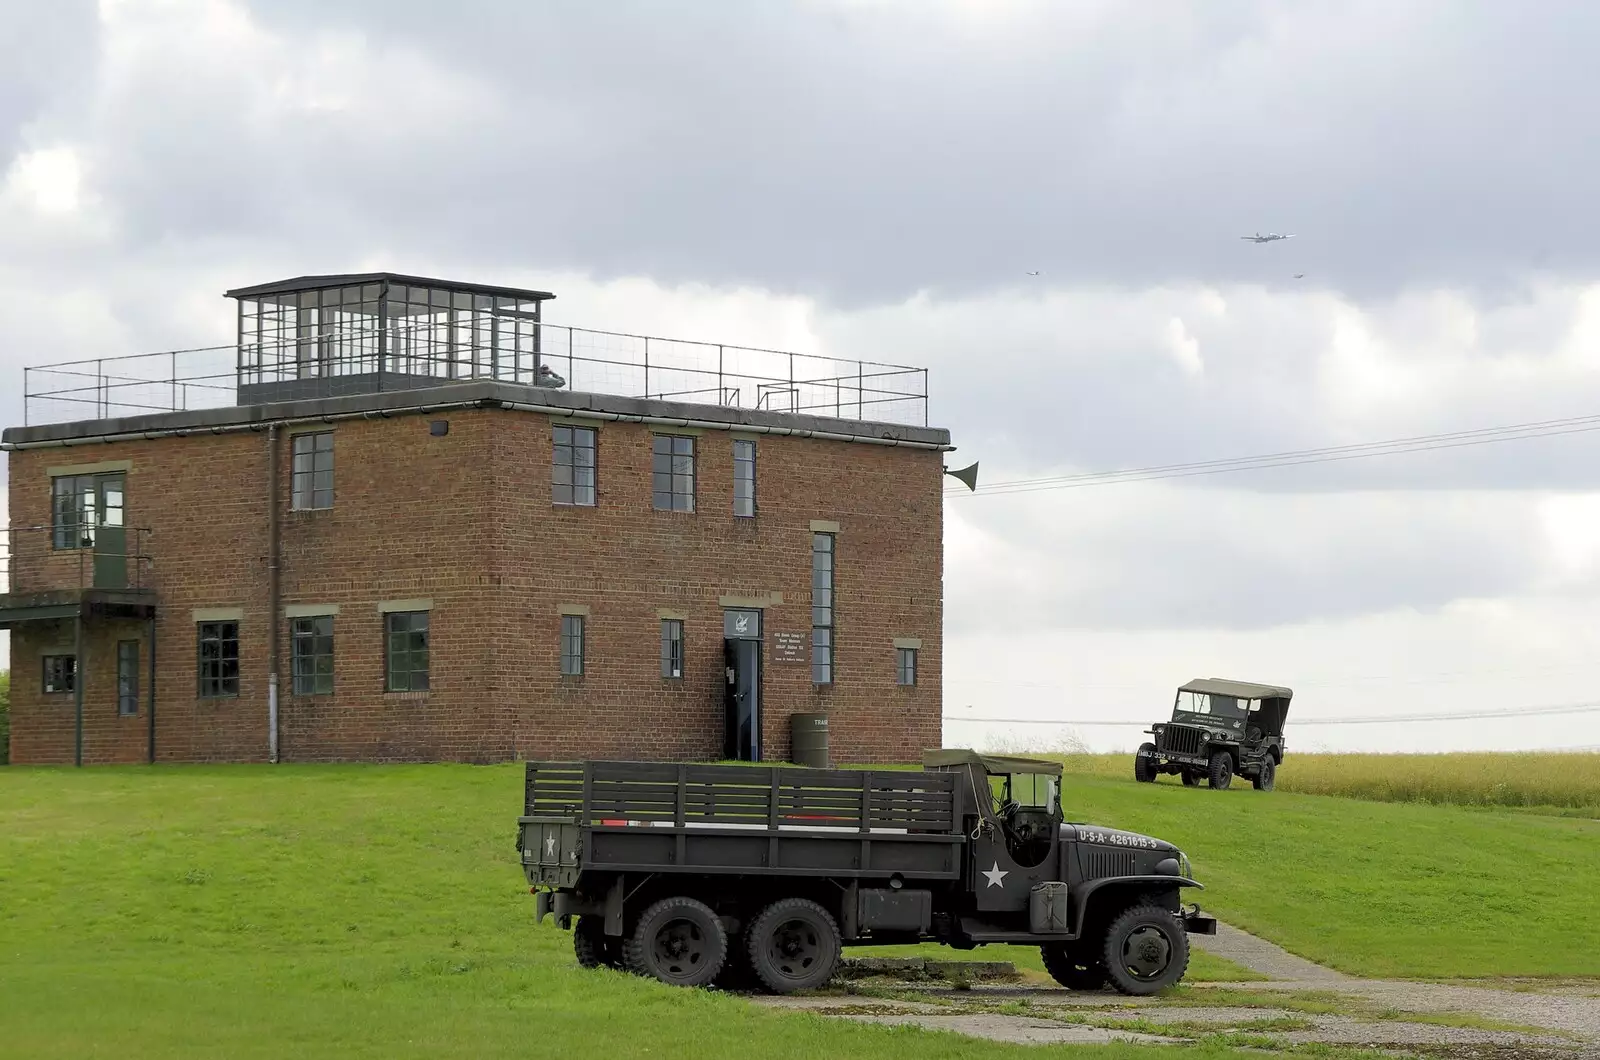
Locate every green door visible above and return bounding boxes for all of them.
[91,476,127,590]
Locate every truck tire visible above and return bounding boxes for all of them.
[623,896,727,988]
[1040,943,1107,990]
[1180,771,1200,787]
[1134,744,1159,783]
[1252,757,1276,791]
[574,915,622,970]
[1101,904,1190,996]
[746,897,841,994]
[1207,752,1233,790]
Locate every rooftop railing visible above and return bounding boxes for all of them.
[20,320,930,428]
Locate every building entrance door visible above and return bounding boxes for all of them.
[723,608,763,761]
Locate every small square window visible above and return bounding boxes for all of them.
[896,647,918,687]
[198,621,241,699]
[291,615,335,696]
[553,425,598,506]
[291,431,335,510]
[661,619,684,679]
[561,615,585,676]
[43,654,76,694]
[386,611,430,692]
[651,435,696,512]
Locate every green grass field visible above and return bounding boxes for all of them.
[1050,751,1600,816]
[0,761,1594,1057]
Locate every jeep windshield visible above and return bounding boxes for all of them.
[1171,690,1250,726]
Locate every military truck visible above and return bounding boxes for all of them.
[1135,678,1292,790]
[519,750,1216,996]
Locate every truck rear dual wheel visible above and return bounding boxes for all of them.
[574,915,623,970]
[1040,943,1108,990]
[623,897,728,988]
[745,898,842,994]
[1102,904,1190,996]
[1133,744,1159,783]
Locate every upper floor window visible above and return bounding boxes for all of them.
[291,431,334,510]
[197,621,241,699]
[812,532,835,685]
[896,647,918,687]
[733,440,756,518]
[51,472,124,550]
[652,435,696,512]
[552,425,597,506]
[661,619,684,679]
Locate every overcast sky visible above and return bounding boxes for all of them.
[4,0,1600,751]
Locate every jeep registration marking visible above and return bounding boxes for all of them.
[1080,829,1159,849]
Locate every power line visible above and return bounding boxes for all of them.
[943,700,1600,727]
[946,411,1600,497]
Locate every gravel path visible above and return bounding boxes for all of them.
[1192,922,1351,981]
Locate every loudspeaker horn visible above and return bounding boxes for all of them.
[944,461,979,491]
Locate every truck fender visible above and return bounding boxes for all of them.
[1071,875,1202,935]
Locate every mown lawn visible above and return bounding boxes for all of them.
[0,764,1263,1060]
[0,762,1594,1058]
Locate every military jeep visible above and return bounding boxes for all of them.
[1135,679,1291,791]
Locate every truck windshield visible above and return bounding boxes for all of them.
[989,772,1060,813]
[1173,691,1249,722]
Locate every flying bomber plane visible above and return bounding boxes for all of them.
[1241,232,1294,243]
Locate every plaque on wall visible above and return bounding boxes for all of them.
[772,631,807,663]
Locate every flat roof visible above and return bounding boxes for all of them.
[224,272,556,303]
[1,380,953,450]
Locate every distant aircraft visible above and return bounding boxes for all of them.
[1025,271,1041,276]
[1241,232,1294,243]
[1293,273,1305,279]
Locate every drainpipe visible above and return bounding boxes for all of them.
[267,424,280,763]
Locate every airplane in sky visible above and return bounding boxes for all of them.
[1241,232,1294,243]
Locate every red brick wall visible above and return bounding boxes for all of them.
[5,406,943,765]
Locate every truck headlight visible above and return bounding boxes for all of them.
[1179,852,1193,879]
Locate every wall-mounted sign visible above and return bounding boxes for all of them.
[723,608,762,640]
[771,631,807,663]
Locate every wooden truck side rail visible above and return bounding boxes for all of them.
[521,761,967,885]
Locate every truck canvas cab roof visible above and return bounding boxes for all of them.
[519,750,1216,996]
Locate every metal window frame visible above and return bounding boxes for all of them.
[660,618,684,679]
[896,646,918,687]
[811,531,835,685]
[117,639,140,715]
[50,471,126,551]
[197,620,241,699]
[733,438,756,518]
[651,434,697,513]
[290,614,336,696]
[560,613,586,676]
[42,654,76,694]
[290,430,335,511]
[552,423,598,507]
[384,610,430,693]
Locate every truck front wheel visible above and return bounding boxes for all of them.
[746,897,842,994]
[1207,752,1233,790]
[623,896,728,988]
[1134,744,1159,783]
[1102,904,1190,996]
[1040,943,1107,990]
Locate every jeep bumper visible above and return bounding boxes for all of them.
[1138,748,1212,768]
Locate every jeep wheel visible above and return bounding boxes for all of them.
[1134,743,1159,783]
[1180,771,1200,787]
[1207,752,1233,790]
[1101,905,1190,996]
[1041,943,1108,990]
[574,915,622,969]
[1252,757,1276,792]
[746,898,841,994]
[623,896,727,988]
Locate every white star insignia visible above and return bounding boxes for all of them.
[982,861,1009,888]
[545,835,556,857]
